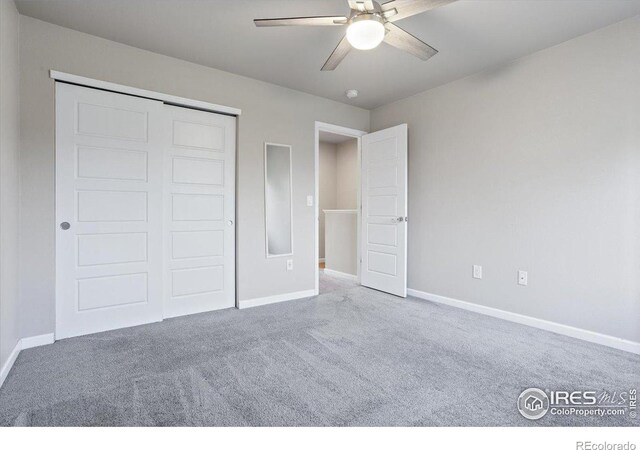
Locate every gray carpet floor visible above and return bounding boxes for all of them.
[0,279,638,426]
[319,269,359,294]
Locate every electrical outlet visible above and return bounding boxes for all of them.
[286,259,293,271]
[306,195,313,207]
[473,265,482,279]
[518,270,528,286]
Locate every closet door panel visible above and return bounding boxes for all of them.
[55,83,164,339]
[163,105,236,318]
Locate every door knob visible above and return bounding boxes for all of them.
[60,222,71,230]
[228,219,234,226]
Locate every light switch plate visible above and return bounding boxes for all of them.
[473,265,482,279]
[518,270,528,286]
[306,195,313,207]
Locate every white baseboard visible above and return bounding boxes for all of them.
[239,289,316,309]
[0,333,55,389]
[0,340,21,389]
[323,268,357,281]
[407,289,640,355]
[21,333,54,349]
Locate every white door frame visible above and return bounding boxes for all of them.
[50,70,242,116]
[314,121,367,295]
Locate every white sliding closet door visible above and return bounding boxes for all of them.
[56,83,237,339]
[162,105,236,318]
[55,83,164,339]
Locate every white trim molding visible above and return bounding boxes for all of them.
[323,268,358,281]
[314,121,367,295]
[239,289,316,309]
[0,334,55,388]
[323,209,358,214]
[264,142,294,259]
[21,333,55,350]
[408,289,640,355]
[0,341,21,389]
[49,70,241,116]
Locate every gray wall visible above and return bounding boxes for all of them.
[319,138,358,260]
[0,0,21,369]
[19,16,369,337]
[319,142,337,260]
[371,17,640,342]
[324,212,358,276]
[13,11,640,345]
[335,139,358,210]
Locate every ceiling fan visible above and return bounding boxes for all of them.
[254,0,456,71]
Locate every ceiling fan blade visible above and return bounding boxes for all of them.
[321,35,352,71]
[254,16,348,27]
[384,23,438,60]
[381,0,456,22]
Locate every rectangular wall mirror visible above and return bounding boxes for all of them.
[264,143,293,257]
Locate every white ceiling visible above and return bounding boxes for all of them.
[16,0,640,109]
[319,130,358,145]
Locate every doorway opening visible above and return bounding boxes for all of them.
[314,122,367,295]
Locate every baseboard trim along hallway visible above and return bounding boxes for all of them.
[407,289,640,355]
[239,289,317,309]
[323,269,357,281]
[0,333,54,388]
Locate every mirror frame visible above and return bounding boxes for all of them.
[264,142,294,258]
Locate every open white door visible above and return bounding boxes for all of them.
[361,124,408,297]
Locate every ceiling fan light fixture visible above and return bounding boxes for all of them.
[254,0,450,71]
[346,14,385,50]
